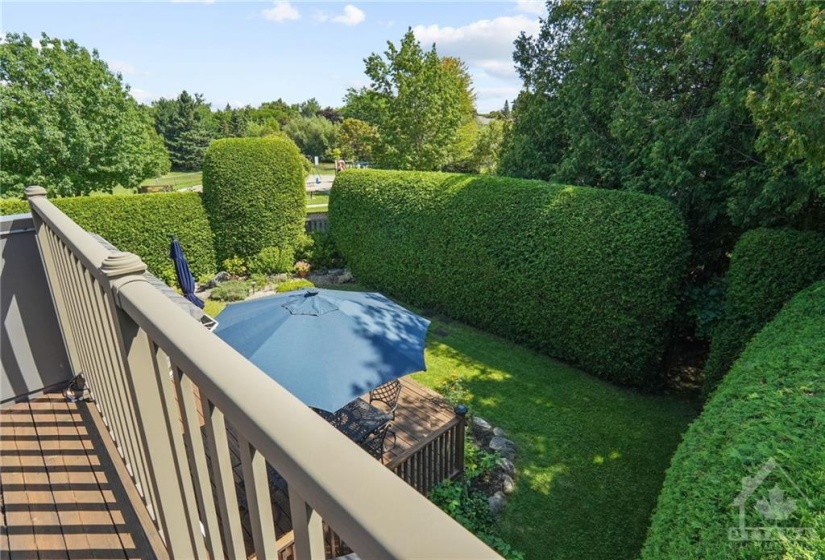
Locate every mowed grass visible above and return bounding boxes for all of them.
[140,171,202,190]
[412,316,698,560]
[306,192,329,211]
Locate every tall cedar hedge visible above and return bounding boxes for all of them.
[643,281,825,559]
[202,137,306,264]
[1,193,215,280]
[329,170,689,384]
[703,228,825,395]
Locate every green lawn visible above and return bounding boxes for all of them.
[306,192,329,212]
[140,171,202,190]
[211,287,697,559]
[413,317,698,560]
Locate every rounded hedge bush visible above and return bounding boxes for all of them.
[330,170,689,385]
[3,192,216,280]
[643,280,825,559]
[202,137,306,265]
[703,228,825,395]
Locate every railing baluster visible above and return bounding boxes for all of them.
[173,366,223,557]
[237,433,277,559]
[289,487,325,560]
[200,395,246,558]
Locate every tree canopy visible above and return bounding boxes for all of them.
[501,1,824,276]
[355,29,477,170]
[0,33,169,197]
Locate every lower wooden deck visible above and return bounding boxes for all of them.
[0,378,456,559]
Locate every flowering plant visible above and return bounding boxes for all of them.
[293,260,311,277]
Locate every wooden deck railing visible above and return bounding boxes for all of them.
[387,408,467,497]
[25,186,498,560]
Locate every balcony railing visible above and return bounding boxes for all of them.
[25,186,498,559]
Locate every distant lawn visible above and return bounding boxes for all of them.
[306,192,329,211]
[140,171,202,191]
[412,317,698,560]
[212,288,698,559]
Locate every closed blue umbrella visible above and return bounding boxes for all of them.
[213,288,430,411]
[169,236,204,309]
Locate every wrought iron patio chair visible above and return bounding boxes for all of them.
[358,422,395,464]
[368,379,402,419]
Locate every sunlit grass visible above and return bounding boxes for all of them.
[413,316,698,560]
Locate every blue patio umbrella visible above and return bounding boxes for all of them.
[213,288,430,411]
[169,236,205,309]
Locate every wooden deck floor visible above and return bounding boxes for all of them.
[0,379,455,558]
[0,394,155,560]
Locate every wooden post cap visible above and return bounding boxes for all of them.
[101,251,147,278]
[24,186,48,198]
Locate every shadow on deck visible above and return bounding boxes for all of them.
[0,378,458,559]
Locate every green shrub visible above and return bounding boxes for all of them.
[703,228,825,395]
[202,137,306,264]
[11,192,215,280]
[0,198,28,215]
[222,255,247,277]
[275,278,314,293]
[247,245,294,275]
[293,230,345,270]
[642,280,825,559]
[330,170,689,385]
[209,280,250,302]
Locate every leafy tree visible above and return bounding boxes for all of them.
[317,106,343,123]
[297,97,321,118]
[360,29,476,170]
[283,116,338,158]
[469,120,505,174]
[253,99,298,126]
[0,33,169,197]
[154,90,214,171]
[341,87,387,126]
[503,0,825,285]
[338,118,378,161]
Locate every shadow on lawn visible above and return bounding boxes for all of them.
[415,318,700,560]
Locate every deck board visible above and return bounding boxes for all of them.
[0,395,150,560]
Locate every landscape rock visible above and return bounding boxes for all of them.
[488,491,507,517]
[493,427,508,438]
[499,457,516,477]
[337,269,354,284]
[501,474,516,495]
[201,271,230,290]
[489,436,518,461]
[472,416,494,446]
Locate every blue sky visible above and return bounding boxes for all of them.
[3,1,545,113]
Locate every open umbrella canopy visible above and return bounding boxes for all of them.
[170,236,204,309]
[213,288,430,411]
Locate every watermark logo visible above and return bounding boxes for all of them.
[729,457,816,542]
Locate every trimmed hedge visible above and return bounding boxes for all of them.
[202,137,306,264]
[0,198,29,215]
[330,170,689,384]
[1,193,216,281]
[642,281,825,559]
[703,228,825,394]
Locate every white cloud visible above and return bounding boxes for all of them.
[478,60,517,80]
[109,60,138,76]
[262,1,300,23]
[129,88,156,104]
[414,16,539,61]
[515,0,546,16]
[315,4,365,26]
[476,86,519,100]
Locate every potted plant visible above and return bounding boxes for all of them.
[294,260,311,278]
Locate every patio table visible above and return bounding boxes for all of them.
[313,399,392,444]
